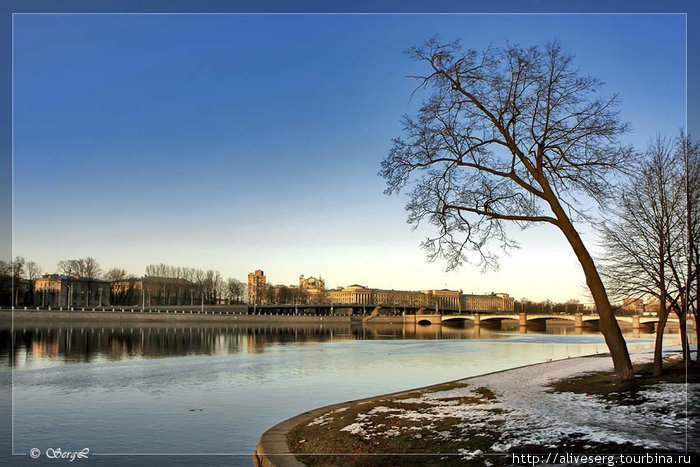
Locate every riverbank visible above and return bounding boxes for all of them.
[0,309,356,325]
[255,347,698,466]
[1,310,687,332]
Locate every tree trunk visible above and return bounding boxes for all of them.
[695,248,700,362]
[676,299,689,362]
[653,242,668,377]
[679,316,689,361]
[653,282,670,376]
[694,313,699,363]
[653,294,669,377]
[546,192,635,381]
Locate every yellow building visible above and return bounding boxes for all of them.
[461,293,514,312]
[247,268,513,312]
[35,274,110,307]
[111,276,194,306]
[299,275,325,290]
[247,270,267,305]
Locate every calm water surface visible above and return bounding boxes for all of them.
[0,320,675,466]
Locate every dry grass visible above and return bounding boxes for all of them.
[286,360,699,466]
[550,358,699,404]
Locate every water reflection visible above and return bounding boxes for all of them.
[2,319,686,463]
[1,319,675,369]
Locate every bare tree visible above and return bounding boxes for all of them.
[381,38,635,380]
[56,257,102,307]
[57,257,102,278]
[313,288,329,304]
[104,267,128,282]
[682,132,700,360]
[225,278,246,304]
[57,260,76,276]
[669,131,700,362]
[25,261,42,280]
[599,136,685,375]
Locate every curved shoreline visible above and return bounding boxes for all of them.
[252,351,619,467]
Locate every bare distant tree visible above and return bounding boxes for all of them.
[381,38,635,380]
[57,257,101,278]
[297,287,311,304]
[82,257,101,279]
[56,257,101,306]
[599,136,685,375]
[12,256,25,278]
[225,278,246,304]
[25,261,42,280]
[104,267,128,282]
[57,260,76,276]
[313,288,329,304]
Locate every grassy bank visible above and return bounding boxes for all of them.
[285,354,698,466]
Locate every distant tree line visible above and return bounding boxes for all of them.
[262,284,329,305]
[0,256,42,306]
[0,257,246,307]
[514,298,585,315]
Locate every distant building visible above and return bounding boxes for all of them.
[644,297,670,315]
[326,284,428,307]
[35,274,110,307]
[462,293,515,313]
[110,276,195,306]
[299,274,325,291]
[248,268,514,312]
[622,298,645,315]
[248,270,267,305]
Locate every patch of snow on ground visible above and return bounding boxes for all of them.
[442,349,697,452]
[336,348,697,452]
[368,406,402,414]
[308,407,350,426]
[458,448,482,460]
[340,422,368,437]
[307,412,333,426]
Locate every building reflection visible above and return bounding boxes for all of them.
[0,320,672,368]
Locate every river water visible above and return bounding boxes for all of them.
[0,320,677,466]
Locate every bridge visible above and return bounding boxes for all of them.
[406,312,679,329]
[247,304,679,329]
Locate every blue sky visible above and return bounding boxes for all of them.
[12,13,686,302]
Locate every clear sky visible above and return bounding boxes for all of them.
[12,13,686,302]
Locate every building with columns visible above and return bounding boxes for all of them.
[461,293,515,313]
[247,268,513,312]
[34,274,111,307]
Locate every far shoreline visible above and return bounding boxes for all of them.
[0,309,686,332]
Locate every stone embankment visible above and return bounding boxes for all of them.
[0,308,357,324]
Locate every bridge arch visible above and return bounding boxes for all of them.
[441,316,469,323]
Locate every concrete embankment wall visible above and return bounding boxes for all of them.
[0,309,354,325]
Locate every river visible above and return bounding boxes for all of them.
[0,320,678,466]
